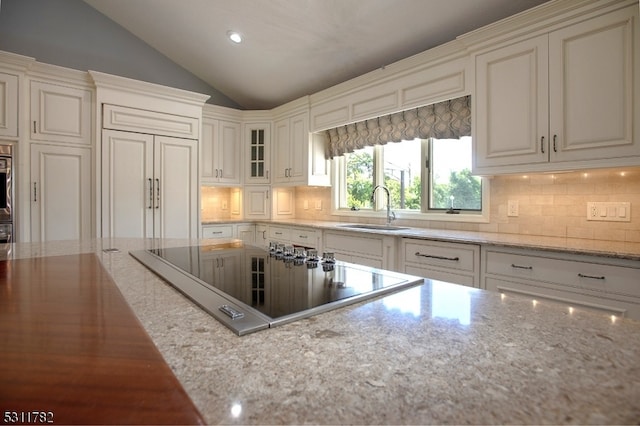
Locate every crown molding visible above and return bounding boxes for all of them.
[0,50,35,72]
[458,0,635,52]
[89,70,210,108]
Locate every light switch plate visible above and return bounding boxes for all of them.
[587,202,631,222]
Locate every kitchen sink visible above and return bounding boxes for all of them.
[338,224,410,231]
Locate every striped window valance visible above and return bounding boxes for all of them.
[325,95,471,159]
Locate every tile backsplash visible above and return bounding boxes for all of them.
[202,167,640,243]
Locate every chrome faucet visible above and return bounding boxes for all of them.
[371,185,396,225]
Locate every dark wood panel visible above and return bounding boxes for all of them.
[0,254,205,425]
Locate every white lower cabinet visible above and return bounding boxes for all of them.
[30,143,92,241]
[101,129,198,239]
[255,224,269,248]
[401,238,480,287]
[323,230,395,270]
[267,225,321,251]
[202,224,234,239]
[482,246,640,320]
[201,223,256,244]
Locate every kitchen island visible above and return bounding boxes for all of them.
[2,238,639,424]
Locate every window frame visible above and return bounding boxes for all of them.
[331,138,490,223]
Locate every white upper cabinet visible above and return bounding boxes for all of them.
[473,2,640,174]
[201,117,242,185]
[0,72,18,138]
[30,80,92,145]
[274,111,307,184]
[244,122,271,184]
[273,107,330,187]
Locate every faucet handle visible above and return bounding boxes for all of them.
[389,211,396,222]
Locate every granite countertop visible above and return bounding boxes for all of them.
[203,219,640,261]
[4,238,640,424]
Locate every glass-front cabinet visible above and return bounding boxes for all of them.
[244,123,271,184]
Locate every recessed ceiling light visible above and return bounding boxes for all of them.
[227,31,243,44]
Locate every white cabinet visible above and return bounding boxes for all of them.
[0,72,18,138]
[202,224,234,239]
[101,129,198,239]
[201,118,242,185]
[274,112,306,184]
[273,111,330,186]
[473,3,640,174]
[323,230,396,270]
[482,246,640,320]
[255,224,269,248]
[201,223,256,244]
[401,239,480,287]
[267,225,321,250]
[243,185,271,220]
[30,143,92,241]
[244,123,271,184]
[30,80,92,145]
[237,224,256,244]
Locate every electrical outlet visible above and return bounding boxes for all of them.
[587,202,631,222]
[507,200,519,217]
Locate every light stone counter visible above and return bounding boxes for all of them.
[203,219,640,261]
[4,238,640,424]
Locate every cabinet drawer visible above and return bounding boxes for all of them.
[486,277,634,318]
[268,226,291,242]
[202,225,233,239]
[485,250,640,299]
[290,227,317,247]
[404,239,478,273]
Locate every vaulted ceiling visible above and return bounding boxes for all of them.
[84,0,550,110]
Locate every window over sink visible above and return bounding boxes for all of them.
[333,136,488,222]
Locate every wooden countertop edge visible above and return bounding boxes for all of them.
[0,253,207,425]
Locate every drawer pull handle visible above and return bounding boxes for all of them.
[511,264,533,270]
[578,273,605,280]
[298,235,307,238]
[415,252,459,262]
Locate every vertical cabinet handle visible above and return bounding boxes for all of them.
[266,190,269,199]
[219,168,223,178]
[148,178,153,209]
[33,182,37,202]
[553,134,557,152]
[540,136,545,154]
[155,178,160,209]
[266,170,269,179]
[33,121,37,134]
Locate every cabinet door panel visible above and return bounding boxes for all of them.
[288,113,307,181]
[244,186,270,219]
[474,35,548,170]
[549,7,637,162]
[200,120,217,181]
[31,144,91,241]
[219,121,241,184]
[273,119,289,183]
[30,81,91,144]
[154,135,198,239]
[0,72,18,138]
[101,129,154,239]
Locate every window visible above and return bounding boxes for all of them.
[337,136,486,219]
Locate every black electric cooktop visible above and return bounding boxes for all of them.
[130,242,424,335]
